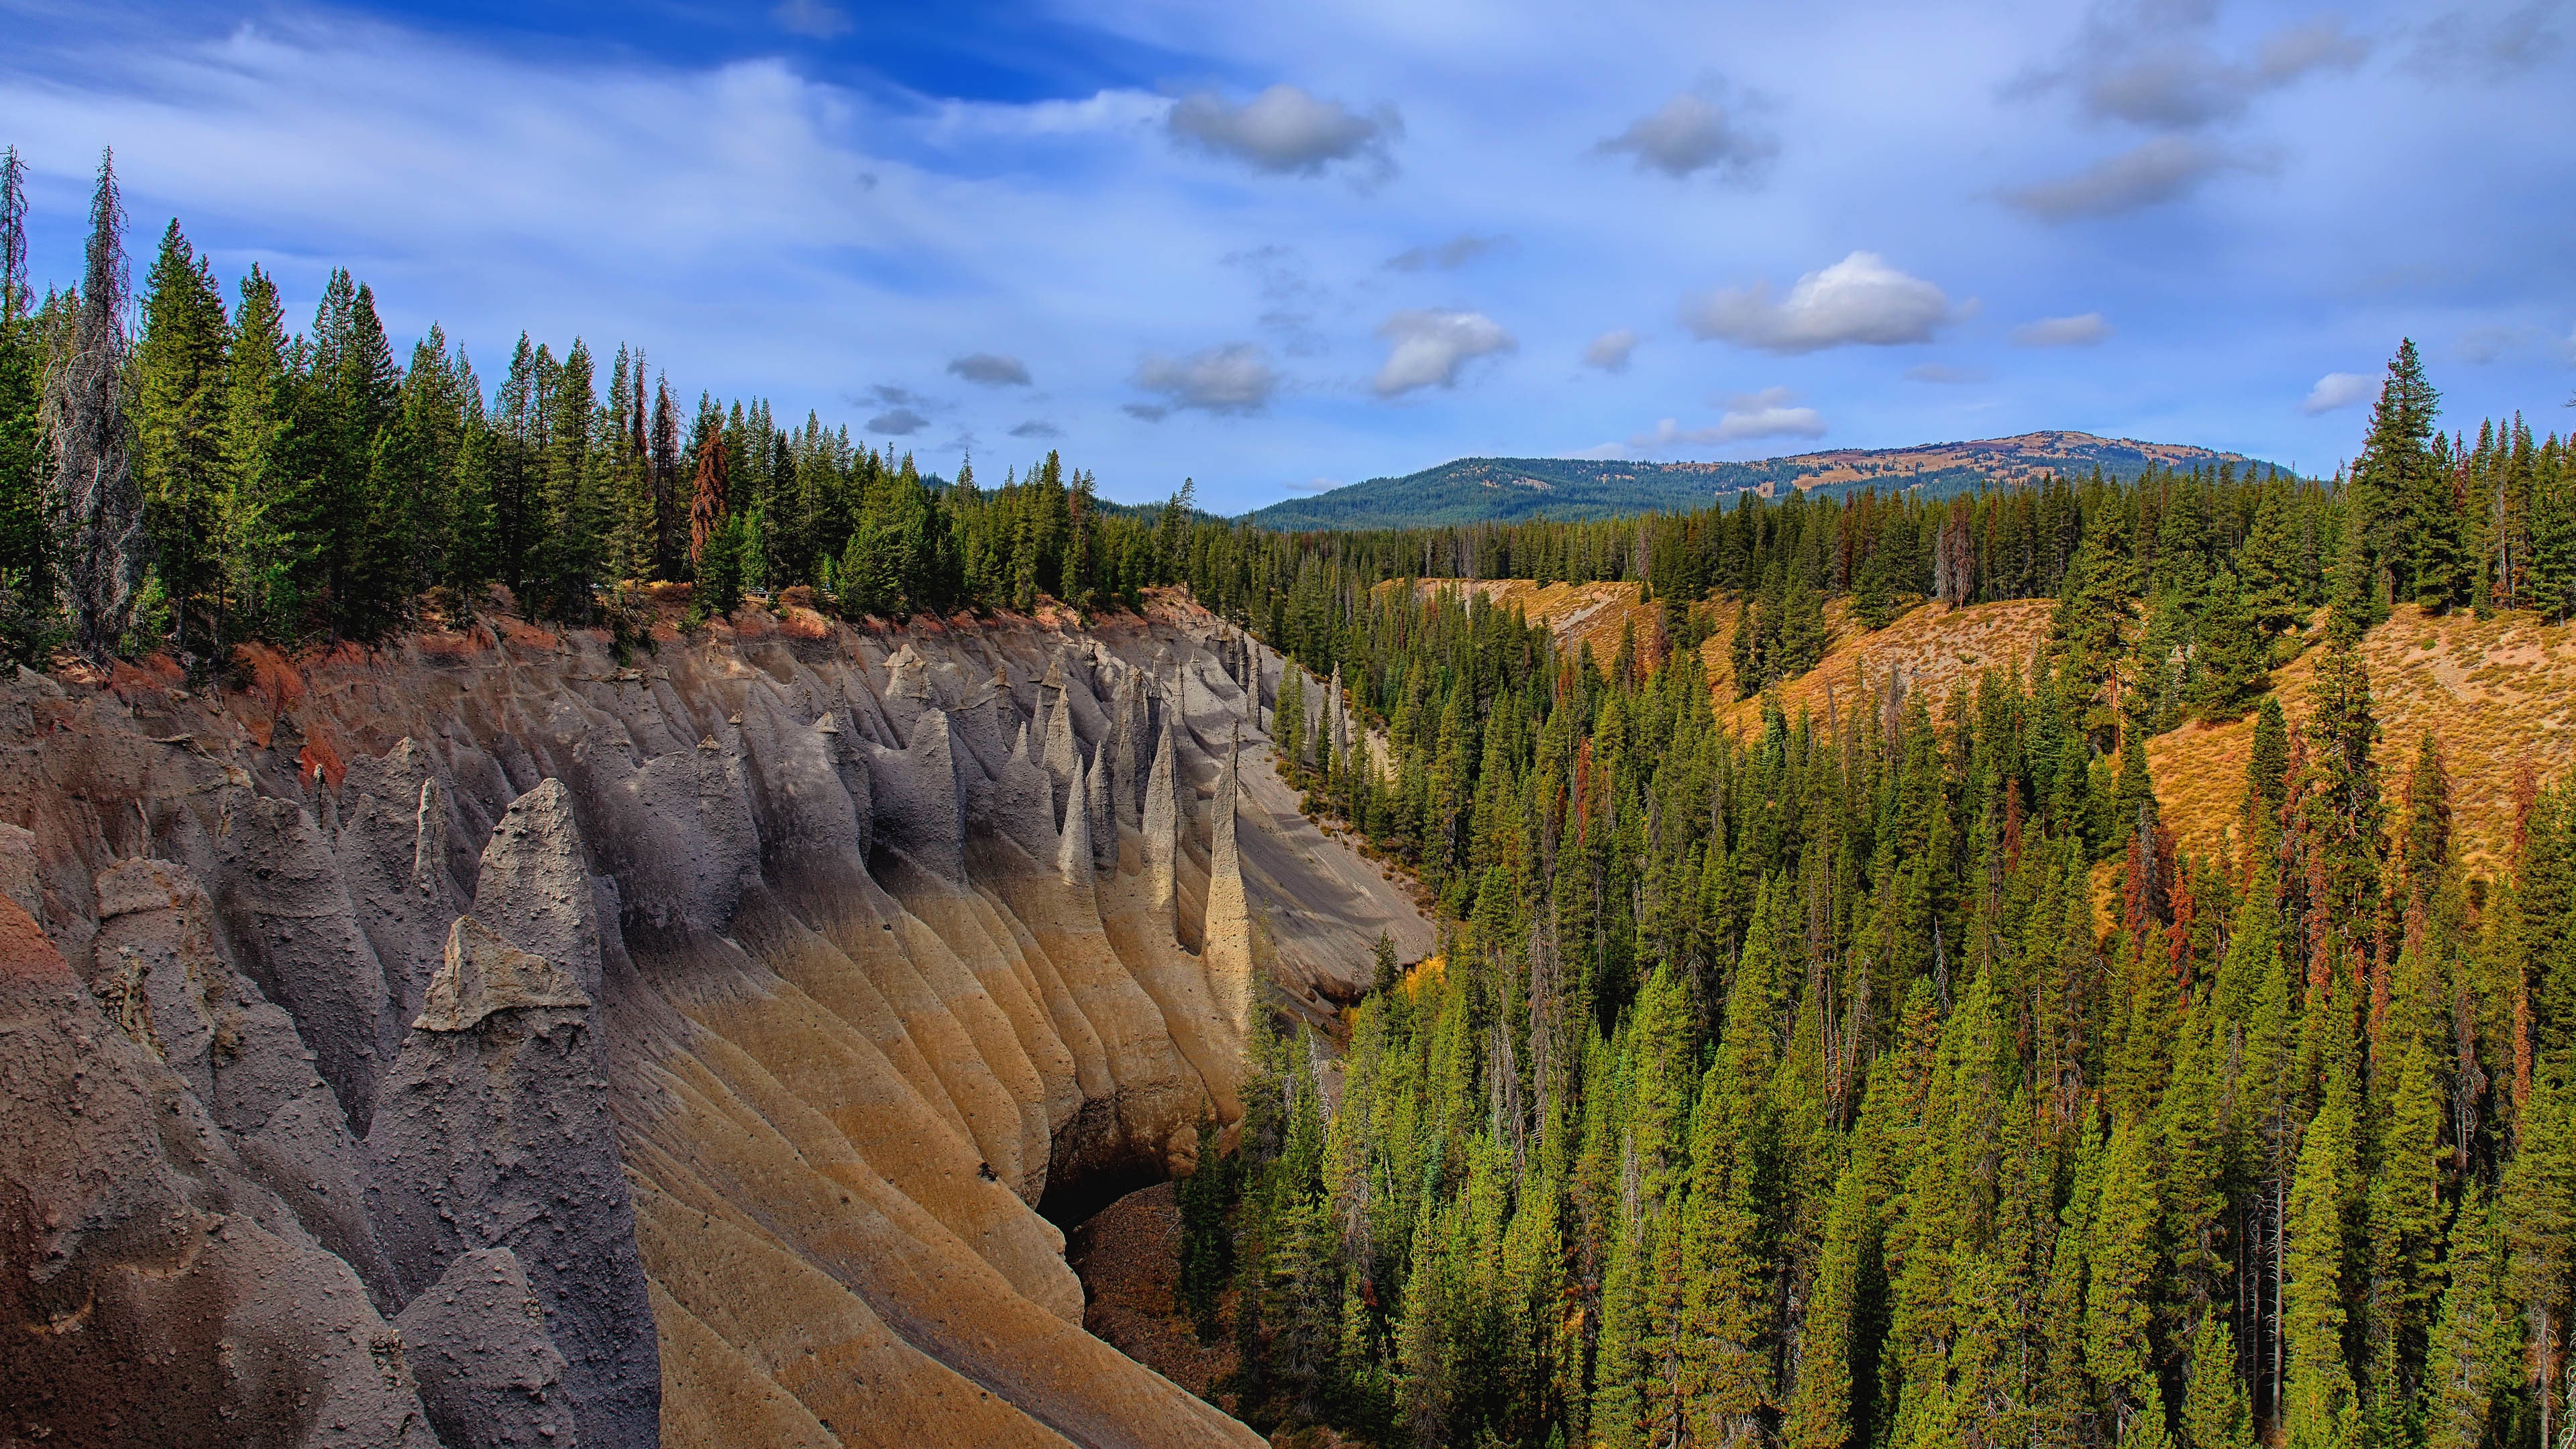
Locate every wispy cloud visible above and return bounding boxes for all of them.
[1905,362,1990,384]
[2000,137,2263,221]
[1683,252,1956,354]
[2022,7,2370,130]
[1385,233,1512,272]
[772,0,851,40]
[1008,419,1061,439]
[2012,312,2112,347]
[2408,3,2563,77]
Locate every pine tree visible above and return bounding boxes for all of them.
[2180,1313,2254,1449]
[2188,568,2269,722]
[219,266,296,639]
[129,219,229,660]
[2239,484,2308,639]
[2363,1037,2445,1444]
[2282,1075,2363,1449]
[1678,888,1784,1445]
[1784,1154,1874,1449]
[2243,694,2292,852]
[2502,1058,2576,1449]
[2052,505,2137,751]
[2088,1116,2171,1445]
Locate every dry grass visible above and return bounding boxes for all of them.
[1352,583,2570,879]
[1773,431,2253,490]
[2150,604,2576,877]
[1705,596,2056,735]
[1683,594,2570,879]
[1389,578,1664,674]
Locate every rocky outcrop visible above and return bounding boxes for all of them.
[0,592,1432,1447]
[395,1247,578,1449]
[0,896,439,1447]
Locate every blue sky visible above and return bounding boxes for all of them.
[2,0,2569,512]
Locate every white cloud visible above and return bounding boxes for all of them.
[2011,311,2112,347]
[1008,419,1060,439]
[947,352,1032,386]
[869,407,928,435]
[1682,252,1955,354]
[1594,93,1776,182]
[1709,386,1827,440]
[1619,388,1826,452]
[1166,85,1399,178]
[2300,372,2376,414]
[1904,362,1989,384]
[772,0,851,40]
[1130,343,1280,418]
[2000,137,2259,221]
[1373,309,1517,396]
[1583,327,1640,372]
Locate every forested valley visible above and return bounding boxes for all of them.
[9,146,2576,1449]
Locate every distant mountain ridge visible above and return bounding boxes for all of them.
[1245,431,2293,531]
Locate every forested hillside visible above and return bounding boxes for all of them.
[1244,433,2284,532]
[1165,358,2576,1448]
[11,145,2576,1449]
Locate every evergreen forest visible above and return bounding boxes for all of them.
[9,148,2576,1449]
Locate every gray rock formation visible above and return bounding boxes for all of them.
[212,790,396,1135]
[395,1246,579,1449]
[468,778,604,1001]
[366,900,655,1448]
[90,857,400,1307]
[1203,727,1254,1042]
[1142,709,1179,926]
[866,707,969,881]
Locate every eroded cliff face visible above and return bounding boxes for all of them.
[0,593,1430,1448]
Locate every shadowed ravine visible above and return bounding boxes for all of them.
[0,592,1429,1448]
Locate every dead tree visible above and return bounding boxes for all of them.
[43,150,146,663]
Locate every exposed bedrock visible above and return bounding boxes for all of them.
[0,595,1428,1447]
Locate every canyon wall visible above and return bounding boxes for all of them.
[0,593,1430,1448]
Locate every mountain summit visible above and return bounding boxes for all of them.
[1248,429,2289,530]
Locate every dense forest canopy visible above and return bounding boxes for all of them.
[10,148,2576,1449]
